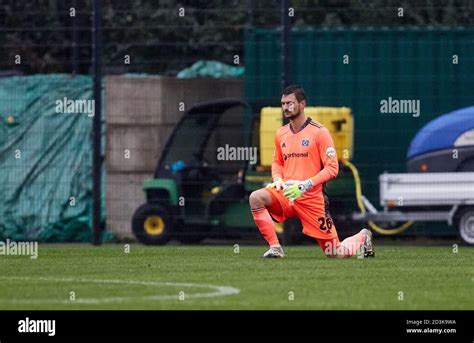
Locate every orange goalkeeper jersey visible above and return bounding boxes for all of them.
[271,117,339,202]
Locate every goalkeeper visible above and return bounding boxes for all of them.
[249,85,374,258]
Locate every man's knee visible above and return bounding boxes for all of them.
[249,189,271,208]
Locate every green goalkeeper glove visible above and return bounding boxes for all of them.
[283,179,313,201]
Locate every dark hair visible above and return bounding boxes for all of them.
[281,85,307,102]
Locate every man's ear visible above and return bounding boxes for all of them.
[300,100,306,108]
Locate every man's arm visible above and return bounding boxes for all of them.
[266,134,285,191]
[309,128,339,186]
[271,135,284,181]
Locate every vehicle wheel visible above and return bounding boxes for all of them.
[283,218,304,245]
[457,208,474,245]
[132,203,172,245]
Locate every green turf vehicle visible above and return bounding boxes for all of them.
[132,98,259,244]
[131,98,355,244]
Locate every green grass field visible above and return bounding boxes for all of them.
[0,244,472,310]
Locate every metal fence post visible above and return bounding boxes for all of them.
[92,0,102,245]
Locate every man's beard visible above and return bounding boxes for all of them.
[284,107,301,120]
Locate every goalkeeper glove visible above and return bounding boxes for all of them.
[283,179,313,201]
[266,177,285,191]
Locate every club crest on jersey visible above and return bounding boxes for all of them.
[326,147,336,157]
[301,139,309,146]
[281,142,286,148]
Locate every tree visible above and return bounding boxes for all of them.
[1,0,472,75]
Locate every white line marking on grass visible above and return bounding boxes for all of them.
[0,276,240,304]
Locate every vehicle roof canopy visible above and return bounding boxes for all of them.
[407,106,474,159]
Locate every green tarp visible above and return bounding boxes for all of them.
[0,74,107,242]
[177,60,244,78]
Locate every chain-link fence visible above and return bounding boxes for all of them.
[1,1,473,244]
